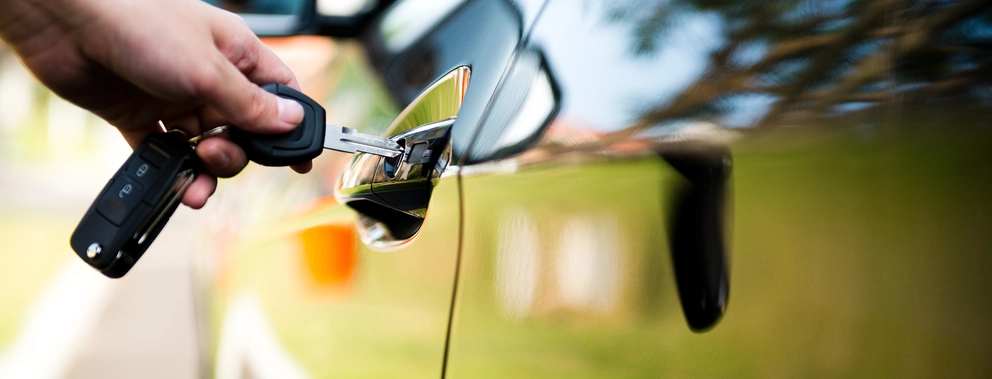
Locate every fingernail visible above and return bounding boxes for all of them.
[277,97,305,127]
[213,149,230,168]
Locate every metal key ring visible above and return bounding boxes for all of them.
[167,128,194,139]
[188,125,230,146]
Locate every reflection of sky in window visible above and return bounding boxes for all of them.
[731,41,769,68]
[720,93,777,128]
[533,3,724,130]
[832,102,873,114]
[796,1,854,32]
[945,13,992,40]
[527,0,992,132]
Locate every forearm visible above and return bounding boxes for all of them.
[0,0,92,56]
[0,0,307,207]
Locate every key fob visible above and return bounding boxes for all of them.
[70,132,199,278]
[230,83,326,167]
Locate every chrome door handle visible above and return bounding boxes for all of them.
[335,67,470,244]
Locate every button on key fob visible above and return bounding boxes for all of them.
[70,131,199,278]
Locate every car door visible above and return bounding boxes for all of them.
[444,0,992,377]
[195,1,537,378]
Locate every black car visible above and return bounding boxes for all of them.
[196,0,992,377]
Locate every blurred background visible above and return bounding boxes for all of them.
[0,38,202,378]
[4,0,992,377]
[0,36,340,379]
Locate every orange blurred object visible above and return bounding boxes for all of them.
[298,223,357,294]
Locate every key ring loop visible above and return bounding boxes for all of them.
[188,125,230,146]
[167,128,194,139]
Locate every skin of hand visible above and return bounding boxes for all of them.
[0,0,312,208]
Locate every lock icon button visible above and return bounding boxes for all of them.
[96,176,146,226]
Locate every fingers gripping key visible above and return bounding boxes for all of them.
[231,84,402,166]
[71,83,400,278]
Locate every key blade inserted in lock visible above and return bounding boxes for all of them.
[324,124,402,158]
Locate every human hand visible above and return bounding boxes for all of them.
[0,0,311,208]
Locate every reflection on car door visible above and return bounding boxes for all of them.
[446,0,992,377]
[203,54,464,378]
[201,1,530,378]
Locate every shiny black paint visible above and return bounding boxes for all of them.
[207,0,992,376]
[364,0,735,332]
[363,0,525,163]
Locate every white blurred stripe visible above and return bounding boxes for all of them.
[215,293,312,379]
[316,0,370,16]
[0,262,113,379]
[0,57,35,135]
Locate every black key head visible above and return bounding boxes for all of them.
[230,83,327,167]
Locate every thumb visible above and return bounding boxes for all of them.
[195,57,304,134]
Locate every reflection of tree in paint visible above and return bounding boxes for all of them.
[605,0,992,130]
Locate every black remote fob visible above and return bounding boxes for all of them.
[70,132,199,278]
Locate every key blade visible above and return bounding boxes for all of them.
[134,168,195,245]
[324,124,403,158]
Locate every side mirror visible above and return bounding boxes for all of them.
[206,0,395,37]
[662,147,732,332]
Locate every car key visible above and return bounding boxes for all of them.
[230,83,403,167]
[70,130,203,278]
[71,84,393,278]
